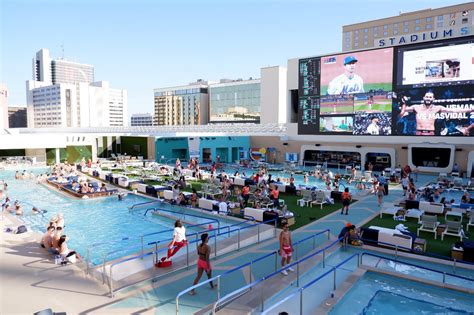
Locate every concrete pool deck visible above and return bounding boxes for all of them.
[0,173,453,314]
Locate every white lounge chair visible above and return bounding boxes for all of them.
[405,208,424,223]
[310,191,327,209]
[417,214,440,239]
[379,202,400,219]
[467,214,474,231]
[442,212,463,241]
[297,189,313,207]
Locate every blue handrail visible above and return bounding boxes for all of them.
[175,229,331,311]
[106,217,278,297]
[212,237,343,313]
[261,253,359,315]
[361,252,474,282]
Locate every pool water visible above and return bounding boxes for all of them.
[0,169,243,265]
[220,166,365,195]
[329,272,474,315]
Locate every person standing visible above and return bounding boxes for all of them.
[341,187,352,215]
[279,222,294,276]
[376,184,385,207]
[189,233,215,295]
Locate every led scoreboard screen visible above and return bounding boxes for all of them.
[298,36,474,136]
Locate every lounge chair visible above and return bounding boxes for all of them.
[310,191,327,209]
[442,212,463,241]
[417,214,440,239]
[467,214,474,231]
[379,202,400,219]
[297,189,313,207]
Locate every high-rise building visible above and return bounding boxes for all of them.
[27,49,127,128]
[0,83,8,129]
[26,80,127,128]
[33,48,94,84]
[209,79,261,123]
[342,2,473,51]
[153,81,209,126]
[8,106,27,128]
[131,113,153,126]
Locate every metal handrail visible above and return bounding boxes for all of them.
[85,207,220,272]
[360,237,474,267]
[261,253,360,315]
[128,200,157,210]
[107,218,278,297]
[175,229,331,314]
[360,252,474,283]
[212,237,343,313]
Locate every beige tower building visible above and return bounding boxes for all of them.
[342,2,473,51]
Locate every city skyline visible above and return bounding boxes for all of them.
[1,0,467,117]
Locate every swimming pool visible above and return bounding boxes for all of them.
[258,245,474,314]
[329,271,474,315]
[0,169,247,265]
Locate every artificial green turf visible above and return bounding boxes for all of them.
[278,194,347,230]
[363,215,473,258]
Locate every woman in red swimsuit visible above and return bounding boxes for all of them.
[189,233,216,295]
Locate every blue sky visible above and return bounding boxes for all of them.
[0,0,467,116]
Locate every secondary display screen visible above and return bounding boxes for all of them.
[298,36,474,136]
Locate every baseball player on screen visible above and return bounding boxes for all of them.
[327,56,364,95]
[399,90,474,136]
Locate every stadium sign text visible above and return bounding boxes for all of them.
[377,27,470,47]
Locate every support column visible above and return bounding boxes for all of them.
[55,148,61,164]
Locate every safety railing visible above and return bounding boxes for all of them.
[360,237,474,270]
[85,207,220,273]
[106,218,278,297]
[360,252,474,287]
[175,229,331,314]
[212,237,343,314]
[261,253,360,315]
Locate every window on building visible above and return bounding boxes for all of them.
[404,27,409,33]
[426,17,432,22]
[373,26,379,32]
[404,21,409,26]
[354,30,359,34]
[364,34,368,39]
[415,26,420,31]
[415,19,420,24]
[354,42,359,47]
[462,18,469,24]
[437,21,444,28]
[383,31,388,36]
[383,24,388,29]
[437,15,444,20]
[393,29,398,35]
[426,24,432,29]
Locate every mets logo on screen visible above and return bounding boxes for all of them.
[378,27,470,47]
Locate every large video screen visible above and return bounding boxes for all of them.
[297,36,474,137]
[320,48,393,95]
[396,38,474,88]
[392,86,474,136]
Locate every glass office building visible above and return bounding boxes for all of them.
[209,79,260,123]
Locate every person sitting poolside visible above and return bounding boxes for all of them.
[100,183,107,192]
[58,235,82,263]
[41,225,59,255]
